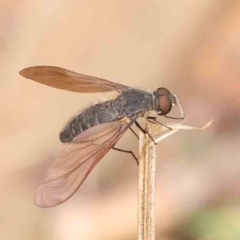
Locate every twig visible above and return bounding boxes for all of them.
[137,119,213,240]
[138,124,156,240]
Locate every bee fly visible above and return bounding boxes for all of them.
[19,66,184,207]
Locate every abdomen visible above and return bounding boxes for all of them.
[60,101,120,142]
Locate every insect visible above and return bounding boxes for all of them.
[19,66,183,208]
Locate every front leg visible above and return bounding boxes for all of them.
[135,121,157,145]
[147,117,172,130]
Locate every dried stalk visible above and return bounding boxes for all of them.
[137,119,213,240]
[138,124,156,240]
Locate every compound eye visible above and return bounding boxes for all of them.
[158,95,172,115]
[157,87,171,96]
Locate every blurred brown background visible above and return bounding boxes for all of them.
[1,0,240,239]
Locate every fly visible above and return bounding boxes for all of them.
[19,66,184,207]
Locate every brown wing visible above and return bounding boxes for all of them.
[19,66,128,93]
[34,118,133,208]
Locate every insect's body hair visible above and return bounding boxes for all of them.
[60,88,154,142]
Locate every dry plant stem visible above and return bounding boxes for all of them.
[137,119,213,240]
[138,125,156,240]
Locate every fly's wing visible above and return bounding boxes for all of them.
[19,66,128,93]
[34,118,133,208]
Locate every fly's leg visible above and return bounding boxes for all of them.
[147,119,157,125]
[113,120,158,164]
[147,116,157,120]
[130,127,139,139]
[111,126,139,166]
[135,121,157,145]
[147,117,172,130]
[112,147,139,165]
[147,117,157,125]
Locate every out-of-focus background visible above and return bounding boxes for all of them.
[1,1,240,239]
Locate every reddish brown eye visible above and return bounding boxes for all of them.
[157,87,171,96]
[158,95,172,115]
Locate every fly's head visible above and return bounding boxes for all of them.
[152,87,177,116]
